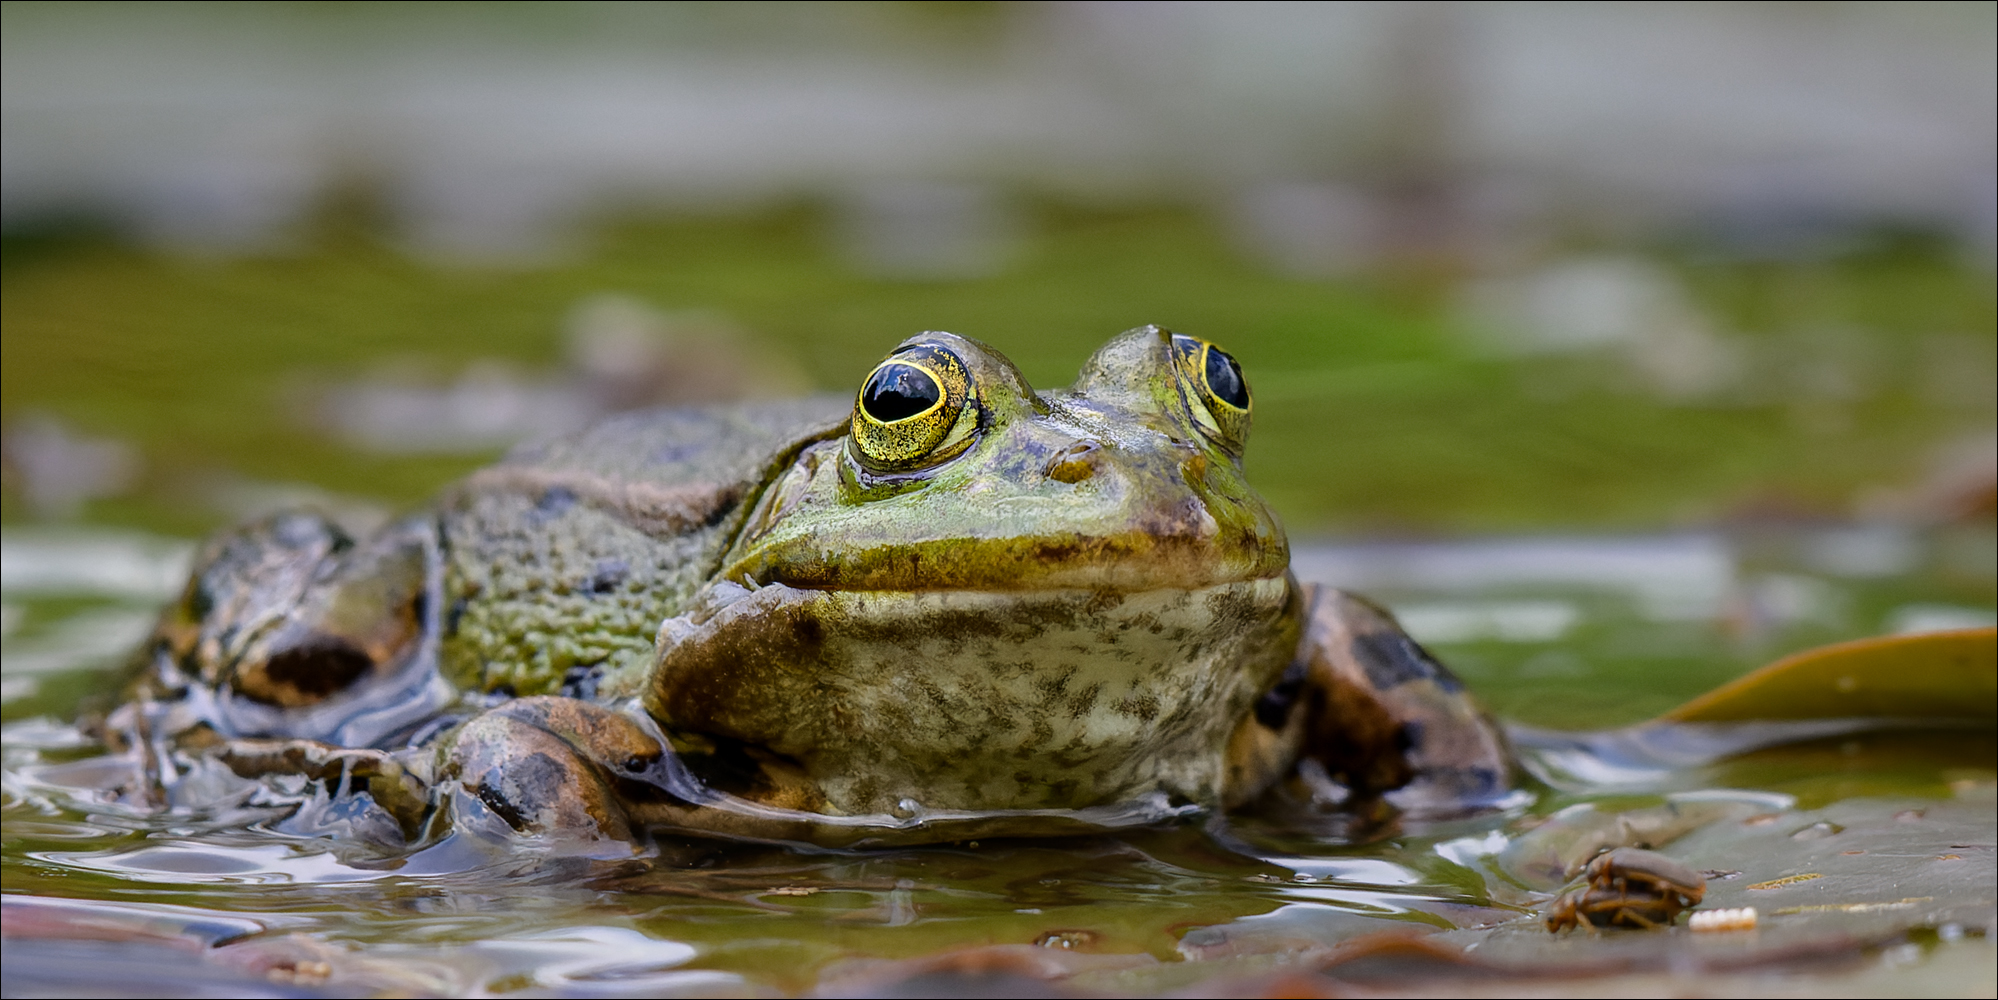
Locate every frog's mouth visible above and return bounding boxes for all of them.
[642,575,1301,817]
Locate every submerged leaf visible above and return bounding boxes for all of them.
[1662,628,1996,725]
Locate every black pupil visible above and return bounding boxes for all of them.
[1204,347,1249,408]
[861,364,941,422]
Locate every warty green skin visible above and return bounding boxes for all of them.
[435,398,849,699]
[118,326,1513,847]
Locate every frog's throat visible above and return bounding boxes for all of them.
[644,576,1301,816]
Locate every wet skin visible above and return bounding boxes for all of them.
[114,326,1512,847]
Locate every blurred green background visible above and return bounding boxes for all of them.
[4,205,1991,538]
[2,1,1993,541]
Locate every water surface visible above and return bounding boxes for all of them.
[4,527,1992,996]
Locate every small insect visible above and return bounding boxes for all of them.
[1543,884,1692,931]
[1584,848,1705,909]
[1545,847,1708,933]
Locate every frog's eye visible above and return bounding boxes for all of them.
[850,345,978,471]
[1170,334,1252,451]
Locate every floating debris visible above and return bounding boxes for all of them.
[1773,898,1929,915]
[1689,906,1758,931]
[1748,873,1824,890]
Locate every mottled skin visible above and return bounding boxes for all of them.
[117,326,1512,848]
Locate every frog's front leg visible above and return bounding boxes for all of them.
[197,696,824,848]
[434,697,821,845]
[194,699,647,847]
[1230,583,1513,813]
[463,698,840,845]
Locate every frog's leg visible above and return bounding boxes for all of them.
[193,695,828,848]
[1235,584,1513,812]
[202,697,645,845]
[114,513,455,822]
[464,697,839,844]
[175,700,634,846]
[438,699,639,843]
[135,512,448,746]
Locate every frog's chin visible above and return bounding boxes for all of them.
[643,575,1302,816]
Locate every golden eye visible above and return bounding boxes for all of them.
[850,345,977,471]
[1170,333,1252,451]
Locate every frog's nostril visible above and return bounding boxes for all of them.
[1046,440,1102,484]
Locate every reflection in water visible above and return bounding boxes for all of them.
[2,527,1992,996]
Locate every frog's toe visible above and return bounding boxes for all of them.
[199,733,432,841]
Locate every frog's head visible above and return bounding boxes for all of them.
[722,324,1286,591]
[648,326,1302,819]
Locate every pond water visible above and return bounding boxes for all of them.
[3,525,1993,997]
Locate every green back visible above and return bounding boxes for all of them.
[438,398,848,696]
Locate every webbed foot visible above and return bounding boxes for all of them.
[193,731,432,839]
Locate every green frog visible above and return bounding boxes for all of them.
[115,326,1510,848]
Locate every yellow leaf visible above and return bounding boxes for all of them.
[1662,628,1996,725]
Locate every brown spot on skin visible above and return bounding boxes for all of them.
[1036,667,1077,701]
[1134,497,1215,545]
[255,637,374,703]
[1030,540,1083,564]
[793,615,824,649]
[1045,440,1101,484]
[1028,717,1056,751]
[1067,683,1104,719]
[1179,451,1208,487]
[1115,695,1160,721]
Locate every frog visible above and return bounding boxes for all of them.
[109,325,1512,849]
